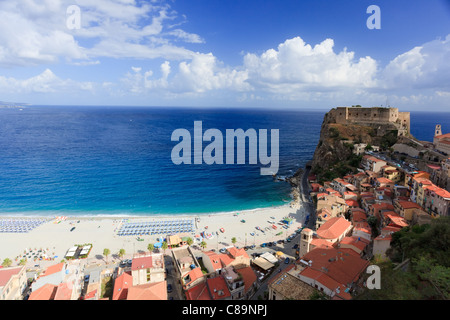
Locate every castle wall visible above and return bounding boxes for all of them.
[333,107,410,135]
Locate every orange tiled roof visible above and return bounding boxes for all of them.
[311,238,334,249]
[397,201,422,210]
[0,266,23,287]
[41,263,64,278]
[127,281,168,300]
[184,267,204,286]
[300,247,369,294]
[28,283,58,300]
[227,247,249,259]
[131,256,153,271]
[204,251,224,270]
[236,266,257,294]
[207,276,231,300]
[113,272,132,300]
[185,282,211,300]
[54,282,73,300]
[316,217,351,240]
[339,236,369,252]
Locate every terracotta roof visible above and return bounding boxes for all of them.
[131,256,153,271]
[185,282,211,300]
[204,251,223,270]
[397,201,422,210]
[377,177,393,184]
[54,282,73,300]
[184,267,204,286]
[375,234,392,241]
[435,133,450,140]
[426,164,441,170]
[28,283,58,300]
[113,272,132,300]
[207,276,231,300]
[227,247,249,259]
[0,266,23,287]
[382,225,401,232]
[345,200,359,207]
[352,211,367,222]
[372,203,395,212]
[236,266,257,294]
[41,263,64,278]
[127,281,168,300]
[311,238,334,249]
[84,289,97,300]
[316,217,351,240]
[339,236,369,252]
[300,247,370,289]
[386,214,409,227]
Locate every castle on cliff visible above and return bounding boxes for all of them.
[329,106,410,136]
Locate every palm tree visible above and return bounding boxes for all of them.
[103,248,110,263]
[186,237,193,246]
[200,241,207,251]
[118,249,125,259]
[161,241,168,255]
[1,258,12,268]
[147,243,154,253]
[231,237,237,246]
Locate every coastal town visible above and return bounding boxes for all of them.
[1,107,449,301]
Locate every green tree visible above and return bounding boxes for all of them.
[186,237,194,246]
[147,243,154,253]
[200,241,207,251]
[103,248,110,263]
[161,241,168,254]
[118,248,126,259]
[1,258,12,268]
[231,237,237,246]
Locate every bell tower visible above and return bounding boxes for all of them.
[299,228,313,257]
[435,124,442,137]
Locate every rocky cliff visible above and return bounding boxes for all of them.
[311,108,400,182]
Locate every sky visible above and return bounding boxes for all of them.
[0,0,450,111]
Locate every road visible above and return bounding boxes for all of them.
[300,165,316,230]
[249,233,300,300]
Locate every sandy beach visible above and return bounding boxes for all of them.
[0,201,310,269]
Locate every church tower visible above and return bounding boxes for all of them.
[435,124,442,137]
[299,228,313,257]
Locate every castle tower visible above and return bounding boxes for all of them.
[299,228,313,258]
[435,124,442,137]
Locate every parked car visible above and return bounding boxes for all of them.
[284,258,290,264]
[70,227,75,232]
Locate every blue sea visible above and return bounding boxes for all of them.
[0,106,448,217]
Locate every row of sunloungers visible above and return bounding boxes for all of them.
[117,219,195,236]
[0,218,50,233]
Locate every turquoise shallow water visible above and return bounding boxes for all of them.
[0,106,323,216]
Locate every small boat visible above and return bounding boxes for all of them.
[240,219,246,223]
[220,228,225,233]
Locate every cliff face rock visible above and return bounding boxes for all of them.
[311,108,399,181]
